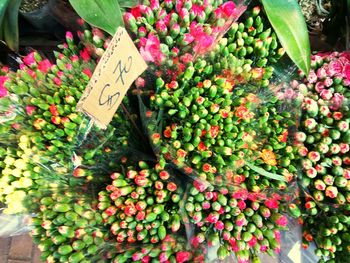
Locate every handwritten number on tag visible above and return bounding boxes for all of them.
[99,84,120,110]
[114,56,132,85]
[98,56,133,110]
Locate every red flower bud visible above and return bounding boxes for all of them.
[135,175,148,187]
[51,117,62,127]
[127,170,138,179]
[49,104,59,116]
[159,171,170,180]
[73,168,85,177]
[167,182,177,192]
[124,204,137,216]
[155,181,164,190]
[136,211,146,221]
[105,206,117,216]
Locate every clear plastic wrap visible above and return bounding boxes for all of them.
[179,170,300,262]
[96,162,185,245]
[130,1,303,261]
[138,56,300,194]
[28,187,110,263]
[123,0,251,82]
[0,209,32,237]
[292,51,350,262]
[0,1,324,263]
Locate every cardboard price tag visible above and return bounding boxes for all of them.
[77,27,147,128]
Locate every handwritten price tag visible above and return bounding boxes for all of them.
[77,27,147,128]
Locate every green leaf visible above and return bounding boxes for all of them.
[246,162,287,182]
[3,0,21,51]
[0,0,10,27]
[69,0,124,35]
[118,0,138,8]
[261,0,311,75]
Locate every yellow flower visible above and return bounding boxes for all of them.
[2,168,12,176]
[224,81,232,91]
[261,149,277,166]
[19,142,28,151]
[14,159,27,170]
[19,178,32,188]
[20,135,29,143]
[12,168,22,178]
[4,156,15,166]
[246,93,260,104]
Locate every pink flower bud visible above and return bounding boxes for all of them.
[176,251,191,263]
[330,93,344,110]
[37,59,52,73]
[307,70,317,83]
[306,167,317,178]
[338,121,349,132]
[328,60,343,76]
[142,256,150,263]
[298,146,309,157]
[324,77,333,87]
[219,1,237,17]
[215,221,225,230]
[183,33,195,44]
[325,186,338,198]
[316,68,327,79]
[343,169,350,179]
[202,201,211,209]
[205,213,219,223]
[156,20,167,33]
[264,198,279,209]
[332,156,342,166]
[320,89,333,100]
[304,118,317,130]
[315,82,325,92]
[193,180,207,192]
[132,252,143,261]
[23,52,36,66]
[314,179,326,190]
[248,235,257,247]
[308,151,321,162]
[74,228,86,238]
[273,214,288,227]
[70,55,79,62]
[25,105,36,115]
[237,200,246,210]
[319,105,330,116]
[66,31,73,41]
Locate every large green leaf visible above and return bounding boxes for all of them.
[0,0,10,26]
[261,0,311,75]
[0,0,10,41]
[3,0,21,51]
[118,0,138,8]
[69,0,124,35]
[246,162,287,182]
